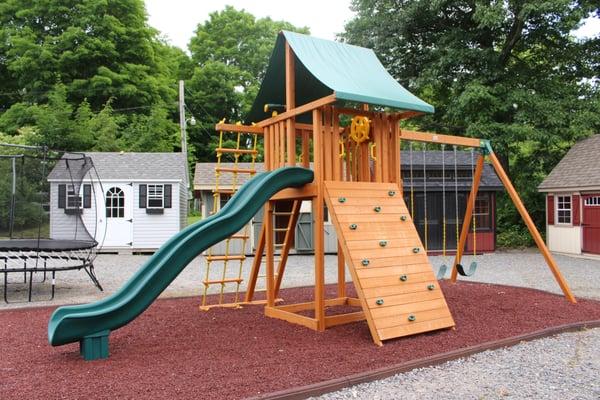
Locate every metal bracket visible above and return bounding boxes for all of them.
[480,139,493,155]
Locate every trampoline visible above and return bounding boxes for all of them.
[0,143,104,302]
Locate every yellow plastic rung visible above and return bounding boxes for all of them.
[273,212,293,216]
[215,148,258,155]
[215,167,256,174]
[273,228,289,232]
[205,255,246,262]
[212,188,235,194]
[203,278,243,286]
[229,234,250,239]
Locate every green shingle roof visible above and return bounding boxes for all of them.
[246,31,434,123]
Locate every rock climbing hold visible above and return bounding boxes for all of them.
[373,206,381,213]
[427,284,435,291]
[338,197,346,203]
[379,240,387,247]
[400,215,407,221]
[349,223,358,230]
[408,314,416,322]
[375,299,384,305]
[388,190,396,196]
[361,259,370,266]
[412,247,420,253]
[399,275,408,282]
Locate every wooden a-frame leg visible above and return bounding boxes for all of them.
[265,201,275,307]
[244,224,265,302]
[451,154,485,282]
[488,152,576,303]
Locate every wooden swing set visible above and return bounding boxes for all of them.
[200,31,576,346]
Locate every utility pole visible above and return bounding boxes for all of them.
[179,80,190,193]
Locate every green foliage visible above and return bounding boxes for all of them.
[0,0,182,152]
[344,0,600,245]
[186,6,308,161]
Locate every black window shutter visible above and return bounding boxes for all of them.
[139,184,147,208]
[83,184,92,208]
[164,184,172,208]
[58,184,66,209]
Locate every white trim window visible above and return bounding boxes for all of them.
[147,184,164,209]
[556,195,572,224]
[66,185,82,209]
[584,196,600,206]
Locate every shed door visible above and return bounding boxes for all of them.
[295,213,313,252]
[102,185,133,247]
[582,194,600,254]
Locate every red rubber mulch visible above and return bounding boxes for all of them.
[2,281,600,400]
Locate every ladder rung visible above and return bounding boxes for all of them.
[273,228,288,232]
[215,167,256,174]
[213,189,235,194]
[230,234,249,239]
[206,255,246,262]
[273,212,293,216]
[258,274,279,278]
[216,148,258,155]
[203,278,243,286]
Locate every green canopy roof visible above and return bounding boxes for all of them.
[246,31,434,123]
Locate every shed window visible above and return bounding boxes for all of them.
[584,196,600,206]
[219,193,231,210]
[66,185,82,209]
[473,193,491,230]
[556,195,572,224]
[147,185,164,208]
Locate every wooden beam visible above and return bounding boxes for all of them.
[265,200,275,307]
[487,152,577,303]
[265,306,318,330]
[257,94,337,127]
[325,311,366,328]
[400,130,482,148]
[313,108,326,331]
[270,183,317,201]
[215,123,263,134]
[450,154,485,282]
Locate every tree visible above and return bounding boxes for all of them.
[186,6,309,161]
[343,0,600,244]
[0,0,181,151]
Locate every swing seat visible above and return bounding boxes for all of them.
[456,261,478,277]
[436,264,448,280]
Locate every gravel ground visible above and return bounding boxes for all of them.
[2,249,600,399]
[312,328,600,400]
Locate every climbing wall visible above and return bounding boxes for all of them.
[324,181,455,345]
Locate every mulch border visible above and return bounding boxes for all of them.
[251,319,600,400]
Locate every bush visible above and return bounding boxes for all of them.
[497,225,536,249]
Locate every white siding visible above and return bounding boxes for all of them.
[49,182,98,241]
[132,182,181,249]
[547,225,582,255]
[179,180,188,230]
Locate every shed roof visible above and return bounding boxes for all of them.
[538,135,600,191]
[246,31,434,123]
[48,152,187,182]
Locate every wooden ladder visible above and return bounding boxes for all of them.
[324,181,455,345]
[245,200,302,301]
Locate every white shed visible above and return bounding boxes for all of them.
[48,152,188,251]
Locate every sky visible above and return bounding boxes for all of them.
[144,0,600,51]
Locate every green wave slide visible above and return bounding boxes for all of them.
[48,166,314,360]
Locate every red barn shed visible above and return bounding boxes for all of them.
[538,135,600,255]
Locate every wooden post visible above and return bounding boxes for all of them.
[313,108,326,330]
[285,42,296,166]
[450,154,485,282]
[487,152,577,303]
[265,200,275,307]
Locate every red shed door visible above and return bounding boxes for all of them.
[582,194,600,254]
